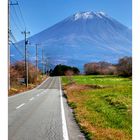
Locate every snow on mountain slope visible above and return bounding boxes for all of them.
[11,11,132,70]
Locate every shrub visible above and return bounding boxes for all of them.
[117,56,132,77]
[10,61,41,86]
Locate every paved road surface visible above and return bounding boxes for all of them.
[8,77,85,140]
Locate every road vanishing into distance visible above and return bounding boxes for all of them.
[8,77,85,140]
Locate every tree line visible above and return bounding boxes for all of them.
[10,56,132,87]
[84,56,132,77]
[50,64,80,76]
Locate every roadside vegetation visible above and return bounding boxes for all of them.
[62,75,132,140]
[9,61,47,96]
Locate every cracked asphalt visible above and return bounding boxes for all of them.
[8,77,85,140]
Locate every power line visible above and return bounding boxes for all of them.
[16,0,26,28]
[10,58,16,63]
[9,0,26,32]
[9,0,29,89]
[10,56,19,63]
[10,40,24,58]
[9,30,18,42]
[10,13,23,32]
[9,1,22,32]
[11,4,25,30]
[10,31,33,62]
[9,30,25,57]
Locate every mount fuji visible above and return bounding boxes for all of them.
[12,11,132,70]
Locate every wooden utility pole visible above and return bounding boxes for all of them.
[42,47,44,75]
[21,30,30,87]
[45,58,49,76]
[8,1,18,89]
[8,29,11,90]
[35,44,39,82]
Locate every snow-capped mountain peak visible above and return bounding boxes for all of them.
[13,11,132,70]
[73,11,107,20]
[74,11,94,20]
[96,11,107,18]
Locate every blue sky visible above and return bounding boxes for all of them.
[10,0,132,41]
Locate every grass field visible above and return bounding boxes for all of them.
[62,75,132,140]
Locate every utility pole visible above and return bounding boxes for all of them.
[21,29,30,87]
[8,1,18,90]
[8,0,10,90]
[45,59,47,75]
[35,44,39,82]
[42,47,44,75]
[45,58,49,76]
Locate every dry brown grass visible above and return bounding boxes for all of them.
[9,75,47,96]
[63,82,131,140]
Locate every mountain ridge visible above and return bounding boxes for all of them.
[11,11,132,70]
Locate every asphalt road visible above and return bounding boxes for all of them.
[8,77,85,140]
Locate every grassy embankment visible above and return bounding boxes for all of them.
[9,75,47,96]
[62,75,132,140]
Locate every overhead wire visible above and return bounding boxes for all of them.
[9,0,35,69]
[10,56,19,63]
[10,40,24,58]
[16,0,26,28]
[10,31,32,59]
[11,4,25,31]
[10,13,23,32]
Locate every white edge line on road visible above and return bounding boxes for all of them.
[36,77,50,89]
[16,103,25,109]
[29,97,34,101]
[8,77,50,99]
[59,77,69,140]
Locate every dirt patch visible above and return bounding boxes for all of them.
[63,82,104,92]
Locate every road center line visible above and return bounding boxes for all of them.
[16,103,25,109]
[48,78,54,89]
[59,77,69,140]
[29,97,34,101]
[8,77,50,99]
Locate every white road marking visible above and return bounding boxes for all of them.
[40,92,43,95]
[16,103,25,109]
[8,77,50,99]
[29,97,34,101]
[59,77,69,140]
[48,78,54,89]
[36,77,50,89]
[36,94,40,97]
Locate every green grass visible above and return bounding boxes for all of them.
[62,75,132,140]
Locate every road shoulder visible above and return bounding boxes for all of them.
[62,91,85,140]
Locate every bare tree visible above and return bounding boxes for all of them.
[64,70,74,83]
[84,62,116,75]
[117,56,132,77]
